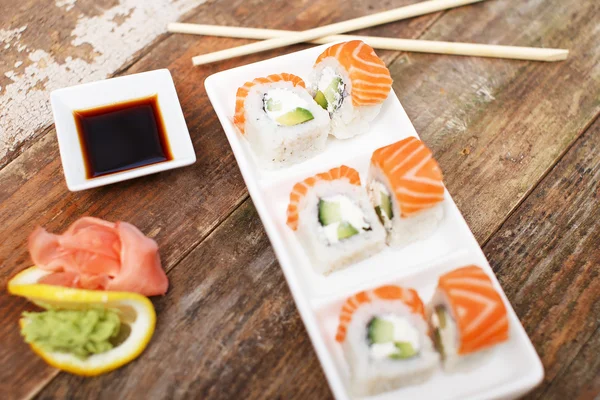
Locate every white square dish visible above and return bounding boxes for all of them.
[51,69,196,191]
[205,44,543,400]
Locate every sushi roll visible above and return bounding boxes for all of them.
[309,40,393,139]
[286,165,385,274]
[367,137,445,247]
[428,265,509,372]
[233,73,330,168]
[336,285,440,397]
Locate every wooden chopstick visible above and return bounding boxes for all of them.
[170,23,568,62]
[189,0,488,66]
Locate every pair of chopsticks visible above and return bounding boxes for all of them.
[168,0,568,66]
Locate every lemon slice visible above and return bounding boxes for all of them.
[8,265,53,287]
[9,266,156,376]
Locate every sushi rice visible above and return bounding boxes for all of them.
[235,74,330,169]
[368,161,444,247]
[367,137,446,247]
[427,266,510,372]
[309,41,393,140]
[295,179,385,274]
[427,289,489,373]
[286,165,385,275]
[309,58,382,139]
[336,286,439,397]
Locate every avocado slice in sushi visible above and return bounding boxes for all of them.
[337,222,359,240]
[433,306,448,358]
[325,77,342,103]
[315,78,343,111]
[368,317,395,344]
[276,107,314,126]
[380,192,393,220]
[435,306,447,329]
[434,328,444,358]
[266,98,282,111]
[368,317,418,359]
[314,91,328,109]
[389,342,418,359]
[375,192,393,224]
[319,200,360,240]
[318,200,342,226]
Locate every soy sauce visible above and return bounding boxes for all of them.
[74,95,173,179]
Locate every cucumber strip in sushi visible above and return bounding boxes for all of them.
[336,285,439,396]
[427,265,510,372]
[233,73,330,168]
[309,40,393,139]
[286,165,385,275]
[367,137,445,247]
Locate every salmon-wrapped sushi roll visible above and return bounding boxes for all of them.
[336,285,439,396]
[428,266,509,371]
[286,165,385,274]
[233,73,330,168]
[367,137,445,247]
[309,40,393,139]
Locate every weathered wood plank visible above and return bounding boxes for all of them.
[0,106,248,399]
[0,0,441,283]
[37,200,332,400]
[0,0,202,167]
[484,118,600,399]
[38,115,600,400]
[386,0,600,244]
[0,0,437,168]
[2,0,600,398]
[537,327,600,400]
[0,1,439,398]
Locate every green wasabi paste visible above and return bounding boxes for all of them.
[21,308,121,359]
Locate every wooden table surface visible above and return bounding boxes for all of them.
[1,0,598,399]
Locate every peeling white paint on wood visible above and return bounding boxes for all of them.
[0,0,202,162]
[56,0,77,12]
[0,26,27,44]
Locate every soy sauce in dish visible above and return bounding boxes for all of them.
[74,95,173,179]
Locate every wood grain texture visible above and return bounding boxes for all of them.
[0,0,438,168]
[0,0,598,398]
[0,0,201,166]
[38,121,600,399]
[0,1,440,398]
[537,326,600,400]
[37,200,332,400]
[484,118,600,400]
[386,0,600,243]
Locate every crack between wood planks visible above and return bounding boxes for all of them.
[481,107,600,248]
[535,324,600,400]
[0,124,55,172]
[163,191,250,275]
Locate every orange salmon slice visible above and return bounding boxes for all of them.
[438,265,509,354]
[371,137,445,218]
[315,40,392,107]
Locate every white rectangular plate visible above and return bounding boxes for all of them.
[205,44,543,400]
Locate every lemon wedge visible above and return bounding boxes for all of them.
[8,265,53,287]
[8,266,156,376]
